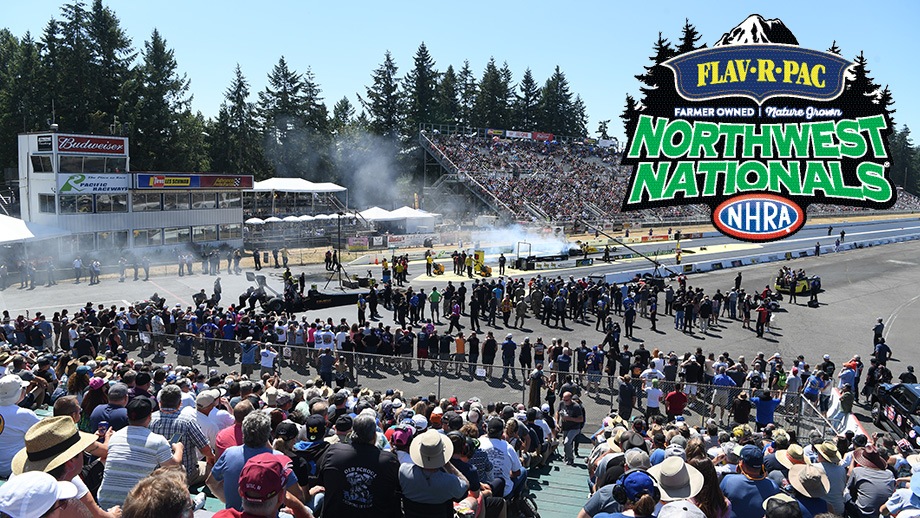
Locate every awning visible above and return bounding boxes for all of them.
[0,215,71,244]
[251,178,346,193]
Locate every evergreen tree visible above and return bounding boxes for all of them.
[359,50,403,138]
[56,1,94,131]
[0,33,43,167]
[512,67,540,130]
[536,65,574,135]
[331,96,355,133]
[38,20,63,127]
[597,119,611,140]
[434,65,459,126]
[677,18,704,54]
[621,94,639,137]
[456,60,477,128]
[877,84,895,128]
[635,33,677,117]
[403,42,439,133]
[301,67,328,134]
[216,65,265,176]
[889,125,913,189]
[124,29,191,171]
[172,110,210,171]
[570,94,588,137]
[87,0,132,130]
[827,40,842,55]
[258,56,306,178]
[472,58,510,129]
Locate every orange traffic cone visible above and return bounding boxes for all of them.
[374,257,379,265]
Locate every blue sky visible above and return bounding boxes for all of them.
[6,1,919,140]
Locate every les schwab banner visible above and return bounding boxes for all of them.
[619,14,896,243]
[134,174,254,190]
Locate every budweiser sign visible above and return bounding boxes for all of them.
[56,135,127,155]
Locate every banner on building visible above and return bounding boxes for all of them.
[505,130,532,139]
[57,174,129,194]
[56,135,128,155]
[135,174,254,190]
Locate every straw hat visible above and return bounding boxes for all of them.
[409,430,453,469]
[815,441,842,464]
[12,416,98,475]
[775,444,810,470]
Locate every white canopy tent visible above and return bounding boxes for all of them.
[251,178,347,193]
[358,206,402,222]
[0,215,71,245]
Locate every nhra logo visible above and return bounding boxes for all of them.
[620,14,896,243]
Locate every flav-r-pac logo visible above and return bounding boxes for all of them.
[620,14,896,242]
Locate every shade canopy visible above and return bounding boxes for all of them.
[263,216,283,223]
[297,215,315,222]
[389,206,440,219]
[0,215,71,244]
[251,178,346,193]
[282,215,300,222]
[245,217,265,225]
[358,206,402,222]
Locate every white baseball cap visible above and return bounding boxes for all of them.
[0,471,77,518]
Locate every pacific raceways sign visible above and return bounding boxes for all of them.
[619,14,895,243]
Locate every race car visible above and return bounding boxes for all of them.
[774,275,821,294]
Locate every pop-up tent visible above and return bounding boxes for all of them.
[0,214,71,244]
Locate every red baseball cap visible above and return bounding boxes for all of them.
[239,453,292,503]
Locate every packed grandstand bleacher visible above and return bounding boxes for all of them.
[421,128,920,225]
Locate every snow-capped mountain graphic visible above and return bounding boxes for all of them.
[714,14,799,46]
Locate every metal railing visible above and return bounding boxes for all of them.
[34,326,840,441]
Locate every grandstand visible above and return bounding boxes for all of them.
[420,124,920,227]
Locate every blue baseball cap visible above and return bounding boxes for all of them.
[739,444,764,470]
[621,470,658,502]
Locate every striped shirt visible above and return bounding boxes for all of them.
[97,425,173,510]
[150,409,209,481]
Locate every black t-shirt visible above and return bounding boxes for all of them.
[634,348,650,367]
[684,361,703,383]
[731,398,754,423]
[559,402,584,431]
[319,442,401,518]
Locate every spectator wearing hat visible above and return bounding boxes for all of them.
[788,463,829,516]
[289,414,330,513]
[212,452,312,518]
[0,471,77,518]
[389,424,415,464]
[184,387,234,448]
[318,413,401,518]
[399,429,469,517]
[814,441,846,514]
[89,382,130,432]
[579,469,661,518]
[150,384,214,486]
[765,443,808,479]
[845,444,896,518]
[719,444,780,518]
[0,374,41,477]
[97,397,184,510]
[761,493,803,518]
[648,456,704,504]
[326,415,354,445]
[208,410,303,511]
[479,417,524,498]
[12,415,115,518]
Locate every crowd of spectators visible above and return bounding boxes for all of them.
[0,263,912,517]
[422,131,920,225]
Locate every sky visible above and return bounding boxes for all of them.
[4,1,919,140]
